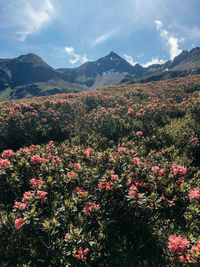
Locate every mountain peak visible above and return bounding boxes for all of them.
[107,51,120,58]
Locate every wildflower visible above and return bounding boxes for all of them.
[84,202,100,215]
[82,148,94,159]
[31,155,46,164]
[136,131,143,135]
[65,233,69,239]
[189,187,200,200]
[127,108,133,114]
[14,218,25,230]
[73,247,89,263]
[74,163,81,171]
[111,174,118,180]
[67,171,76,179]
[22,191,34,203]
[128,184,138,197]
[160,195,174,206]
[14,202,27,210]
[1,149,15,158]
[98,181,112,191]
[172,164,187,176]
[191,241,200,254]
[168,235,190,254]
[0,158,11,168]
[37,191,48,202]
[190,136,198,142]
[30,178,43,189]
[118,147,126,153]
[131,157,141,166]
[75,187,85,198]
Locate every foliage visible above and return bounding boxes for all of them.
[0,75,200,265]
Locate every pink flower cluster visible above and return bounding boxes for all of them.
[128,184,138,197]
[172,164,187,176]
[1,149,15,158]
[98,181,112,191]
[151,166,166,176]
[73,247,89,263]
[37,191,48,202]
[82,147,94,159]
[74,163,81,171]
[29,178,43,189]
[189,187,200,200]
[14,218,25,230]
[84,202,100,215]
[136,131,143,136]
[0,158,11,168]
[31,155,46,164]
[67,171,76,179]
[75,187,85,198]
[168,235,190,254]
[118,147,126,153]
[131,157,141,166]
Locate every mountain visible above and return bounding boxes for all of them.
[1,47,200,100]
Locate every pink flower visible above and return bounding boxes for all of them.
[84,202,100,215]
[98,181,112,191]
[131,157,141,166]
[1,149,15,158]
[74,163,81,171]
[73,247,89,263]
[65,233,69,239]
[37,191,48,202]
[160,195,174,206]
[82,148,94,159]
[29,178,43,189]
[190,136,198,142]
[0,158,11,168]
[14,218,25,230]
[14,202,27,210]
[111,174,118,180]
[31,155,46,164]
[128,184,138,197]
[151,166,165,176]
[172,164,187,176]
[127,108,133,114]
[191,240,200,254]
[53,156,62,163]
[118,147,126,153]
[136,131,143,135]
[19,147,29,154]
[189,187,200,200]
[168,235,190,254]
[75,187,85,198]
[22,191,34,203]
[67,171,76,179]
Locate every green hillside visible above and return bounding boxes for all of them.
[0,75,200,266]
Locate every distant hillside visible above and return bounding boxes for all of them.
[1,47,200,100]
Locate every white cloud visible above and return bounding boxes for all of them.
[65,47,74,55]
[65,46,88,65]
[92,30,116,47]
[142,57,166,68]
[0,0,55,41]
[154,20,182,60]
[154,20,163,30]
[124,54,137,66]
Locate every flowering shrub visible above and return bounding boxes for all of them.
[0,75,200,265]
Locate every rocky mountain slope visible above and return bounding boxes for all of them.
[1,47,200,100]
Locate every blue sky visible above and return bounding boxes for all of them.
[0,0,200,69]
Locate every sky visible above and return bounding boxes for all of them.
[0,0,200,69]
